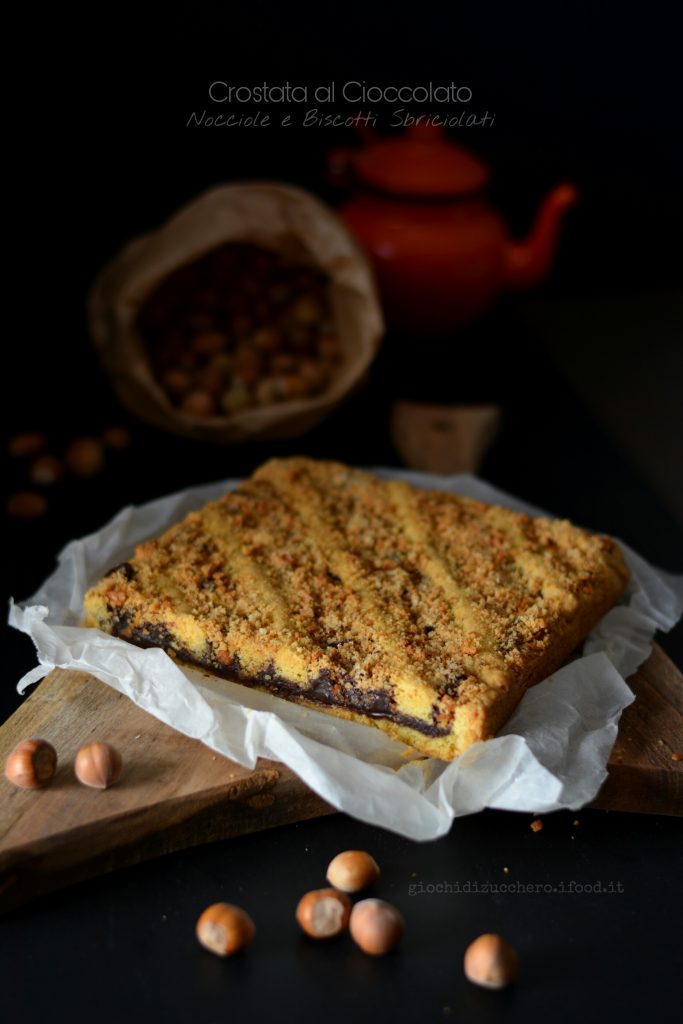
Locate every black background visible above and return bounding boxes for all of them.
[3,3,683,1022]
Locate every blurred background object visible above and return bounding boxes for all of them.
[391,402,501,475]
[88,183,383,442]
[329,124,577,333]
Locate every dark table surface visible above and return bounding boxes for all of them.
[2,299,682,1024]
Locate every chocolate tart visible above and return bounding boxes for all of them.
[83,458,629,760]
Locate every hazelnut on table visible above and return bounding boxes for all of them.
[180,390,216,418]
[349,899,404,955]
[5,738,57,789]
[7,433,47,458]
[6,492,47,519]
[74,742,123,789]
[30,455,64,486]
[464,933,519,989]
[66,438,105,478]
[296,888,351,939]
[101,425,132,449]
[196,903,255,956]
[326,850,380,893]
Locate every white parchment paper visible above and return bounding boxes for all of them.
[9,471,683,840]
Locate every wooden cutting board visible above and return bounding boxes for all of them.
[1,644,681,912]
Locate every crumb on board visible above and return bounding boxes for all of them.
[530,818,543,832]
[672,753,683,762]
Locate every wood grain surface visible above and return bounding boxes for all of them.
[0,668,333,913]
[590,643,683,814]
[1,642,681,911]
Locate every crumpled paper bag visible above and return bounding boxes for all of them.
[88,182,384,442]
[9,471,683,840]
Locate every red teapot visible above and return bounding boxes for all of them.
[328,125,578,334]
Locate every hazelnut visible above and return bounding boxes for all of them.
[66,438,105,477]
[349,899,404,955]
[298,358,326,390]
[290,295,322,325]
[208,353,234,375]
[4,738,57,789]
[191,331,227,356]
[326,850,380,893]
[269,353,298,375]
[7,432,47,458]
[196,364,227,398]
[221,382,252,414]
[162,369,192,396]
[181,390,216,417]
[30,455,64,486]
[318,334,341,361]
[231,314,252,337]
[281,374,311,400]
[233,347,262,386]
[251,327,283,352]
[6,491,47,519]
[296,888,351,939]
[255,377,286,405]
[196,903,255,956]
[74,742,123,789]
[286,324,314,351]
[463,933,519,989]
[102,426,132,450]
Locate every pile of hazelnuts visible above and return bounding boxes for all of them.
[138,243,342,419]
[195,851,519,988]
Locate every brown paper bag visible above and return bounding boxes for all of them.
[88,182,384,442]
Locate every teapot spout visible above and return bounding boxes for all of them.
[504,183,578,291]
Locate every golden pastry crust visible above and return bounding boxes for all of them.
[83,457,630,760]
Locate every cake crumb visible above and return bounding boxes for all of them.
[530,818,543,832]
[671,753,683,762]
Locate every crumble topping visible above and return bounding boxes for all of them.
[84,458,629,759]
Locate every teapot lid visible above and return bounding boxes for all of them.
[352,124,489,197]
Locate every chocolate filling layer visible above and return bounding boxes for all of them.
[111,618,450,739]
